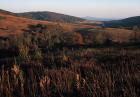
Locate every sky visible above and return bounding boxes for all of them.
[0,0,140,19]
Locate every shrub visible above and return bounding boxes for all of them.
[0,16,5,20]
[33,45,43,63]
[18,43,30,60]
[95,31,109,45]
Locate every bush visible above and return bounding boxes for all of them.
[0,16,5,20]
[18,43,30,60]
[94,31,110,45]
[33,45,43,63]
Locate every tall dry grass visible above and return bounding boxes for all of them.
[0,48,139,97]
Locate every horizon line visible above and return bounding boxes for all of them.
[0,8,139,20]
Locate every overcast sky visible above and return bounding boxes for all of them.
[0,0,140,18]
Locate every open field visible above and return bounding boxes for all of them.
[0,9,140,97]
[0,47,140,97]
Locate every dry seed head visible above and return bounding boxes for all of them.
[40,75,51,89]
[82,78,86,87]
[63,54,68,61]
[11,64,20,76]
[76,74,80,81]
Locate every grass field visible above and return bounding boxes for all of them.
[0,11,140,97]
[0,47,139,97]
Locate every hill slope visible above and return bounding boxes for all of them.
[104,16,140,28]
[17,11,85,23]
[0,9,93,37]
[0,9,16,15]
[0,10,52,36]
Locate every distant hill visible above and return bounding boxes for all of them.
[0,9,52,36]
[16,11,85,23]
[104,16,140,28]
[82,16,114,21]
[0,9,15,15]
[0,9,92,37]
[0,9,84,23]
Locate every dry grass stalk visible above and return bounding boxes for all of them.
[39,75,51,90]
[11,64,20,77]
[75,74,80,90]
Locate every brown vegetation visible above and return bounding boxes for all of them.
[0,11,140,97]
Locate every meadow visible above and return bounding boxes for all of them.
[0,23,139,97]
